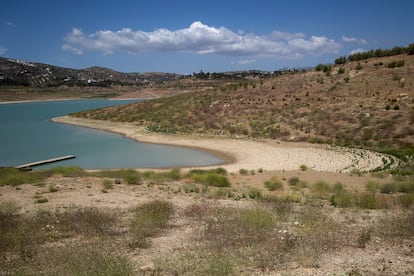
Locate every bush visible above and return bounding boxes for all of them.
[380,183,397,194]
[0,167,47,186]
[287,176,300,186]
[335,56,347,64]
[34,197,49,204]
[248,188,262,199]
[299,164,308,171]
[19,246,133,275]
[0,207,119,259]
[387,60,405,68]
[204,207,275,247]
[264,177,283,191]
[358,193,378,209]
[50,166,87,177]
[58,207,119,236]
[122,169,142,185]
[129,200,174,248]
[311,181,332,198]
[204,173,231,187]
[338,67,345,74]
[239,168,249,175]
[102,178,113,189]
[48,184,59,193]
[189,171,231,187]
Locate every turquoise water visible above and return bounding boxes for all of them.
[0,99,223,169]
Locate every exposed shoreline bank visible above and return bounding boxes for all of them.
[52,116,394,173]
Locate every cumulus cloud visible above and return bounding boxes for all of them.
[0,45,7,55]
[63,21,341,59]
[341,35,367,45]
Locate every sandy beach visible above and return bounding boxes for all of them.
[52,116,396,173]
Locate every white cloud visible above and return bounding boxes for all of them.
[341,35,367,45]
[63,21,341,59]
[232,59,256,65]
[349,48,365,55]
[0,45,7,55]
[62,44,83,55]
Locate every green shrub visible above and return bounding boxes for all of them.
[48,184,59,193]
[122,169,142,185]
[50,166,87,177]
[248,188,262,199]
[0,167,47,186]
[34,198,49,204]
[311,181,332,198]
[358,193,378,209]
[338,67,345,74]
[189,171,231,187]
[239,168,249,175]
[182,183,200,193]
[287,176,300,186]
[330,191,354,208]
[264,177,283,191]
[102,178,113,189]
[387,59,405,68]
[204,173,231,187]
[335,56,347,65]
[299,164,309,171]
[129,200,174,248]
[168,168,182,180]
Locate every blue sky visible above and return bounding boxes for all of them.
[1,0,413,74]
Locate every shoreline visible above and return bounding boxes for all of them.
[52,116,394,173]
[0,98,80,105]
[0,97,145,105]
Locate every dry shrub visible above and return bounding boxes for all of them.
[16,244,133,275]
[129,200,174,248]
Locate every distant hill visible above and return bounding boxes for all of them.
[72,52,414,154]
[0,57,181,88]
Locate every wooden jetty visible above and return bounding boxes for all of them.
[15,155,76,170]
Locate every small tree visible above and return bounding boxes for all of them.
[407,43,414,55]
[335,56,347,65]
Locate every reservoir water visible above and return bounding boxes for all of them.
[0,99,224,169]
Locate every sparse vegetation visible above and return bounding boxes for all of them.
[188,169,231,187]
[2,44,414,275]
[129,200,174,248]
[264,176,283,191]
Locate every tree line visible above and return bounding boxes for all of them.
[334,43,414,65]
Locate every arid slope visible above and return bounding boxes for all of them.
[73,54,414,151]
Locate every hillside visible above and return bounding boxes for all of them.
[72,53,414,154]
[0,57,180,87]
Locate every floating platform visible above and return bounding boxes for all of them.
[15,155,76,170]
